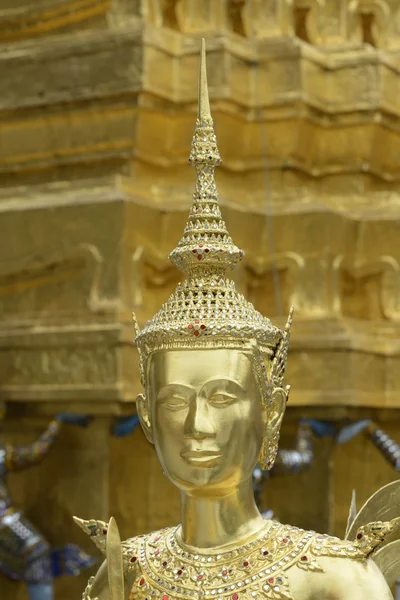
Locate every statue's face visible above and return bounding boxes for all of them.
[148,349,265,494]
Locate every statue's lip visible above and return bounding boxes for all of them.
[180,450,222,465]
[181,450,221,458]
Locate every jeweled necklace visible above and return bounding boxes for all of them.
[131,520,313,600]
[171,520,275,560]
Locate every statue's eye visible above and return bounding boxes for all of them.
[163,396,188,409]
[208,393,234,405]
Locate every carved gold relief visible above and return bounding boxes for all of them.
[335,256,400,322]
[3,346,116,386]
[0,0,111,42]
[0,243,119,319]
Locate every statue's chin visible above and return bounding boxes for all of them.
[162,465,223,492]
[162,461,255,496]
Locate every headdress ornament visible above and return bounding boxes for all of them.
[133,40,291,387]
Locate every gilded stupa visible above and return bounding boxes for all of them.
[1,3,400,600]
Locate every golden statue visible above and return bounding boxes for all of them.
[75,40,400,600]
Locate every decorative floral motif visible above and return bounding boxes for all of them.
[74,518,108,555]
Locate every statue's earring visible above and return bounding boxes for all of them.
[259,430,280,471]
[258,380,280,471]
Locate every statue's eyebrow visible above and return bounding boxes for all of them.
[156,384,193,402]
[201,379,246,395]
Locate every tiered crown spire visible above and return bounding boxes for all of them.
[134,40,285,383]
[169,39,244,278]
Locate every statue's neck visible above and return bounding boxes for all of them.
[179,477,266,550]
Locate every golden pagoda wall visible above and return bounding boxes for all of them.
[0,1,400,598]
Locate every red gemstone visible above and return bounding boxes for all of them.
[139,578,145,586]
[357,533,363,540]
[195,319,200,324]
[301,556,308,562]
[243,561,249,567]
[102,529,107,535]
[263,550,269,556]
[194,330,199,336]
[177,569,183,575]
[200,324,206,330]
[130,556,137,563]
[162,561,168,567]
[188,324,193,329]
[268,578,274,584]
[283,538,288,543]
[232,594,238,600]
[192,249,197,254]
[162,596,169,600]
[205,248,209,253]
[155,537,160,541]
[199,244,204,248]
[155,550,160,556]
[197,575,203,581]
[222,570,228,575]
[197,255,202,261]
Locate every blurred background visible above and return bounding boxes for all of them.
[0,0,399,598]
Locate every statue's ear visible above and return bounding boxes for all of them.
[136,393,154,444]
[269,386,289,432]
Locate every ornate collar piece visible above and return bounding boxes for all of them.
[75,517,397,600]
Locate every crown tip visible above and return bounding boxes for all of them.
[199,38,211,120]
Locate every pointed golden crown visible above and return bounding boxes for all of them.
[134,40,286,383]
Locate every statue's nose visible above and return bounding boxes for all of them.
[184,397,215,440]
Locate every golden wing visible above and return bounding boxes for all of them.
[373,540,400,588]
[346,480,400,541]
[345,489,357,538]
[345,481,400,588]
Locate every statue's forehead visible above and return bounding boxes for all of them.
[149,349,252,385]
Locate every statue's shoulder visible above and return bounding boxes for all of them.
[259,521,362,575]
[308,518,399,561]
[74,517,175,600]
[277,517,398,567]
[274,521,394,598]
[300,529,366,563]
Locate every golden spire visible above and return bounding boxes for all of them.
[134,39,285,381]
[169,38,244,278]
